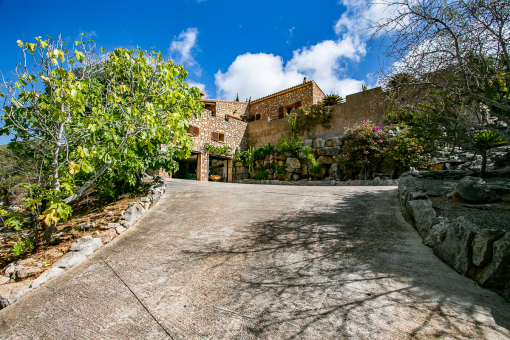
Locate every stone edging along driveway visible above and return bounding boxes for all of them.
[0,179,166,309]
[398,172,510,302]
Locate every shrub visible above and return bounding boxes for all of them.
[338,120,427,179]
[276,135,302,156]
[254,145,275,159]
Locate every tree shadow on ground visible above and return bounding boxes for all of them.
[183,188,510,339]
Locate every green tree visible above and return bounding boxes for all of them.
[372,0,510,142]
[322,94,343,106]
[0,34,202,242]
[470,131,506,178]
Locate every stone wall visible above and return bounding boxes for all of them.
[247,87,385,149]
[211,100,249,119]
[248,81,325,121]
[187,109,247,181]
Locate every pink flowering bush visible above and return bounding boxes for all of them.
[338,120,428,179]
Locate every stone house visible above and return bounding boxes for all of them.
[164,79,384,182]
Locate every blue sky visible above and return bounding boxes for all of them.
[0,0,388,142]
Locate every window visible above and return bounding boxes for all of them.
[278,107,284,119]
[212,132,225,142]
[187,125,199,135]
[255,114,261,120]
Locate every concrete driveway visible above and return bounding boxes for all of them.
[1,180,509,339]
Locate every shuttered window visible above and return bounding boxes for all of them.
[255,114,261,120]
[211,132,225,142]
[278,106,284,117]
[187,125,199,135]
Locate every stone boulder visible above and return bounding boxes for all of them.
[301,140,313,147]
[68,236,103,256]
[407,198,437,237]
[397,173,425,206]
[472,229,505,267]
[328,163,341,180]
[313,138,325,149]
[53,252,88,269]
[434,217,478,277]
[120,202,147,224]
[453,176,500,204]
[424,222,448,249]
[326,137,340,147]
[318,147,340,156]
[478,233,510,293]
[30,267,65,289]
[316,156,335,164]
[99,229,118,244]
[4,258,42,280]
[286,157,301,170]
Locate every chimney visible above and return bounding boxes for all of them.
[303,77,307,84]
[200,91,205,98]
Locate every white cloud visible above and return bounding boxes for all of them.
[187,81,207,97]
[214,0,393,100]
[215,38,366,100]
[169,28,199,67]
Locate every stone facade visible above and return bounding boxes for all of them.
[248,81,325,121]
[247,87,385,148]
[188,109,248,181]
[164,81,385,183]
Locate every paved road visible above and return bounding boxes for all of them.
[1,180,509,339]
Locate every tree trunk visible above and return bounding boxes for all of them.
[43,220,56,243]
[480,150,487,178]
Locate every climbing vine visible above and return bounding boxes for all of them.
[204,143,233,156]
[296,104,333,133]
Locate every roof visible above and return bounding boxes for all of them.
[250,80,325,104]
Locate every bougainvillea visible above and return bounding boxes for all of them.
[338,120,428,179]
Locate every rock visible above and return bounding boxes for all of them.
[53,252,88,269]
[8,280,33,304]
[316,156,335,164]
[485,184,510,195]
[120,203,146,223]
[407,199,437,237]
[503,290,510,302]
[398,173,425,206]
[290,174,301,181]
[434,217,477,277]
[78,222,96,229]
[424,222,448,249]
[120,221,134,228]
[142,202,151,211]
[99,229,117,244]
[107,223,121,229]
[453,176,500,204]
[30,267,65,288]
[116,225,126,234]
[370,177,383,186]
[4,259,42,280]
[313,138,325,148]
[478,233,510,293]
[325,137,340,147]
[472,229,505,267]
[68,237,103,256]
[0,276,9,285]
[0,296,8,309]
[318,147,340,156]
[277,173,292,181]
[301,140,313,147]
[286,157,301,170]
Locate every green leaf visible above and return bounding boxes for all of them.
[16,40,23,48]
